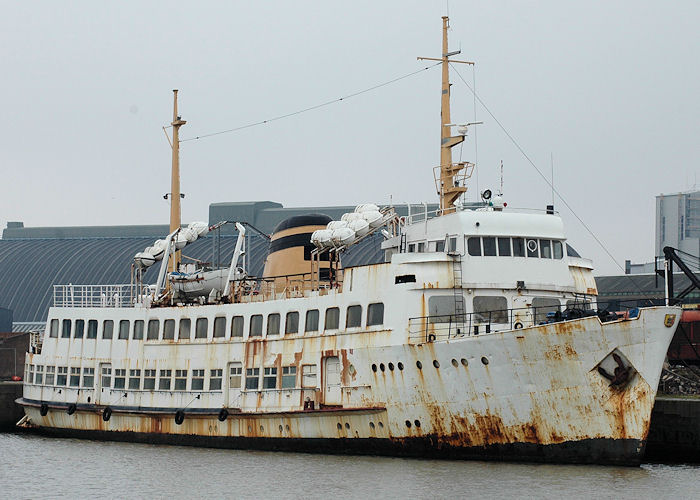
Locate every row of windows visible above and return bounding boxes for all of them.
[49,303,385,341]
[407,237,458,254]
[467,237,564,259]
[26,364,319,392]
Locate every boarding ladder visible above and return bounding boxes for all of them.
[450,253,466,335]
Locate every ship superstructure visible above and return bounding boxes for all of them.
[18,16,680,465]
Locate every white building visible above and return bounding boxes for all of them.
[656,190,700,258]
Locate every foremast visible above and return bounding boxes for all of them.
[168,89,186,272]
[419,16,475,214]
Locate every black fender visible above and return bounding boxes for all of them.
[39,403,49,416]
[174,410,185,425]
[102,407,112,422]
[67,403,77,415]
[218,408,229,422]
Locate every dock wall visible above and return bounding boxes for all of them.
[646,396,700,463]
[0,381,23,430]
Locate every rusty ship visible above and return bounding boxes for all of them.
[18,16,681,465]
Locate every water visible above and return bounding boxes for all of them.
[1,432,698,499]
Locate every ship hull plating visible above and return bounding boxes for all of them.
[19,307,679,465]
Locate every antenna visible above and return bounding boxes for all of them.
[550,152,555,206]
[499,160,504,196]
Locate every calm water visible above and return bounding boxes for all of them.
[1,432,699,499]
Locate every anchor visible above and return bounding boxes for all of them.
[598,353,632,388]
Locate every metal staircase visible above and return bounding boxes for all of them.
[451,253,466,336]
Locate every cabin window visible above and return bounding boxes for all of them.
[250,315,263,337]
[35,365,44,385]
[229,363,242,388]
[118,320,130,340]
[540,239,552,259]
[192,369,204,390]
[305,310,319,332]
[408,243,415,253]
[213,317,226,338]
[159,370,172,390]
[282,366,296,389]
[267,314,281,336]
[498,237,511,256]
[129,369,141,390]
[163,319,175,340]
[428,296,456,323]
[45,366,55,385]
[100,367,110,388]
[87,320,98,339]
[114,369,126,389]
[449,237,457,252]
[56,367,67,386]
[467,237,481,256]
[417,242,426,253]
[435,240,445,252]
[532,297,562,323]
[395,274,416,284]
[174,370,187,390]
[50,319,58,338]
[285,312,299,334]
[526,239,539,258]
[473,296,508,324]
[74,319,84,339]
[210,369,223,391]
[482,237,497,256]
[346,305,362,328]
[245,368,260,390]
[69,367,80,387]
[325,307,340,330]
[302,364,317,388]
[147,319,159,340]
[133,320,144,340]
[231,316,244,337]
[512,237,525,257]
[82,367,94,388]
[61,319,71,338]
[195,318,208,339]
[367,303,384,326]
[553,241,564,259]
[27,364,34,384]
[178,319,191,340]
[144,369,156,390]
[263,367,277,389]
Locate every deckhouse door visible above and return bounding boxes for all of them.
[97,362,111,405]
[323,356,341,406]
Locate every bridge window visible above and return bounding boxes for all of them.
[118,320,130,340]
[158,369,171,390]
[553,241,564,259]
[435,240,445,252]
[82,368,94,388]
[325,308,339,330]
[526,239,539,258]
[231,316,244,337]
[56,367,67,386]
[74,319,84,338]
[163,319,175,340]
[61,319,71,338]
[133,320,144,340]
[263,367,277,389]
[532,297,562,324]
[498,237,511,256]
[195,318,208,339]
[417,242,426,253]
[35,365,44,385]
[245,368,260,390]
[103,320,114,340]
[467,237,481,256]
[87,320,98,339]
[178,319,191,340]
[129,369,141,390]
[69,367,80,387]
[408,243,415,253]
[367,303,384,326]
[305,310,319,332]
[144,370,156,389]
[267,314,281,336]
[540,239,552,259]
[482,237,497,256]
[513,237,525,257]
[346,305,362,328]
[147,319,159,340]
[45,366,55,385]
[428,296,456,323]
[114,369,126,389]
[49,319,58,338]
[210,369,223,391]
[213,316,226,338]
[174,370,187,390]
[250,315,263,337]
[192,369,204,390]
[449,237,457,252]
[285,312,299,334]
[473,296,508,324]
[282,366,296,389]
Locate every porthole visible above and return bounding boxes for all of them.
[348,364,356,375]
[345,422,350,430]
[260,425,264,432]
[414,420,421,428]
[398,362,404,370]
[337,423,342,430]
[388,362,394,371]
[433,360,440,369]
[378,422,384,428]
[461,358,468,367]
[380,363,385,372]
[248,425,252,432]
[279,425,283,433]
[370,422,376,429]
[481,356,489,365]
[372,364,377,372]
[285,425,290,431]
[451,359,458,367]
[416,361,422,369]
[405,420,412,428]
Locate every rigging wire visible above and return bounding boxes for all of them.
[180,62,442,143]
[449,62,659,299]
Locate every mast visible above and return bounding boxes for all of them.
[418,16,474,214]
[169,89,187,272]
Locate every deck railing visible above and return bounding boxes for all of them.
[53,284,144,308]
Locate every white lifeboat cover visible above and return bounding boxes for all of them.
[355,203,380,213]
[347,218,370,237]
[151,241,167,260]
[311,229,333,248]
[326,220,349,230]
[134,252,155,268]
[341,212,363,222]
[175,232,189,249]
[188,221,209,237]
[331,227,355,246]
[182,227,198,243]
[361,210,383,228]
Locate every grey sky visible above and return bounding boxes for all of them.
[1,1,698,274]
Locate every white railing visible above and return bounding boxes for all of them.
[53,284,143,308]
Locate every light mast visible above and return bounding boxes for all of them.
[169,89,186,271]
[418,16,474,214]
